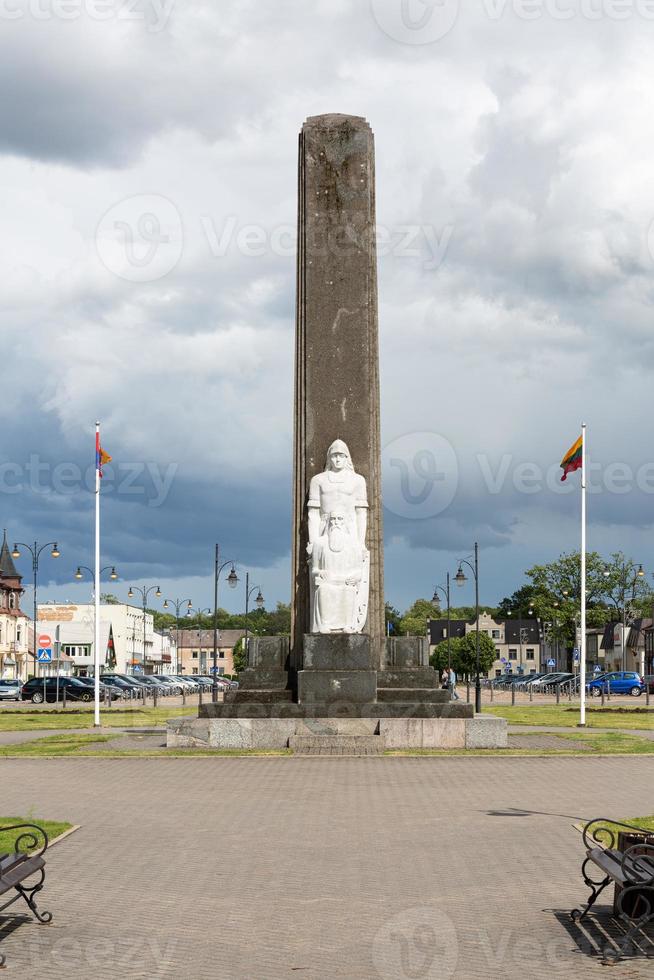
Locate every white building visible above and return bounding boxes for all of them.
[36,601,176,676]
[0,533,29,679]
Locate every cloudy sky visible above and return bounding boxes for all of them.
[2,0,654,614]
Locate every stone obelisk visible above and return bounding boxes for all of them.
[291,114,385,668]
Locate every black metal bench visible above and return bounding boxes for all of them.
[571,817,654,962]
[0,823,53,967]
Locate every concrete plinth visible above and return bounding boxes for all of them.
[166,713,507,750]
[465,716,508,749]
[288,735,384,756]
[298,633,377,705]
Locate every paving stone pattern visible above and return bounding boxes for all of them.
[0,757,653,979]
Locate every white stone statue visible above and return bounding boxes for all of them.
[307,440,369,633]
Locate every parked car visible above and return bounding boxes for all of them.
[0,679,22,701]
[20,676,119,704]
[587,671,644,697]
[530,672,572,688]
[74,676,124,698]
[100,673,143,695]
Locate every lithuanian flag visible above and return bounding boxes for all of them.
[560,434,582,481]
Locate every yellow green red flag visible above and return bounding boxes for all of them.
[560,434,582,482]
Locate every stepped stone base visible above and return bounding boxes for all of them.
[167,712,506,750]
[168,633,508,749]
[198,701,473,719]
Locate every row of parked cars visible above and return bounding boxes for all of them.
[489,670,653,696]
[0,673,237,703]
[490,671,576,690]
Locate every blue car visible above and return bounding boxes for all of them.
[587,671,644,697]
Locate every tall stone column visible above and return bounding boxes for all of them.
[291,114,385,668]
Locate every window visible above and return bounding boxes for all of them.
[526,649,535,660]
[219,651,225,659]
[192,668,198,675]
[16,625,21,642]
[8,593,15,609]
[508,648,517,658]
[441,628,447,638]
[491,630,500,640]
[192,651,198,659]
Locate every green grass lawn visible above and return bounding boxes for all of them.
[0,732,290,757]
[0,817,72,853]
[485,704,654,730]
[0,733,115,756]
[387,731,654,756]
[0,707,193,732]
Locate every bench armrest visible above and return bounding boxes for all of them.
[622,843,654,886]
[0,823,49,860]
[581,818,654,852]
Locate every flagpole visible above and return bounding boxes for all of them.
[94,421,101,728]
[579,423,587,728]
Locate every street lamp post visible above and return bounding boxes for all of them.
[455,542,481,713]
[75,565,118,587]
[213,545,238,702]
[432,573,451,686]
[12,541,60,679]
[244,572,265,669]
[127,584,161,675]
[162,596,192,673]
[191,607,211,673]
[603,562,645,671]
[507,606,534,674]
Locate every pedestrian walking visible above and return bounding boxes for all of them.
[449,667,460,700]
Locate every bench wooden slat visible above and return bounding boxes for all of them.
[589,847,654,886]
[0,855,45,895]
[0,852,29,875]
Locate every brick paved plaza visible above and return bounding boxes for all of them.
[1,756,653,979]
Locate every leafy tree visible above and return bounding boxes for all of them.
[398,598,440,636]
[385,602,402,636]
[599,553,652,619]
[233,637,246,674]
[100,593,120,605]
[429,631,496,679]
[497,585,542,618]
[429,640,454,674]
[264,602,291,635]
[456,631,497,677]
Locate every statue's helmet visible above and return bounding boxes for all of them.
[325,439,353,471]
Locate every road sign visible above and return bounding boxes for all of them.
[37,648,52,663]
[547,659,555,667]
[500,658,507,663]
[593,665,602,673]
[133,665,143,674]
[38,634,52,648]
[573,648,580,663]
